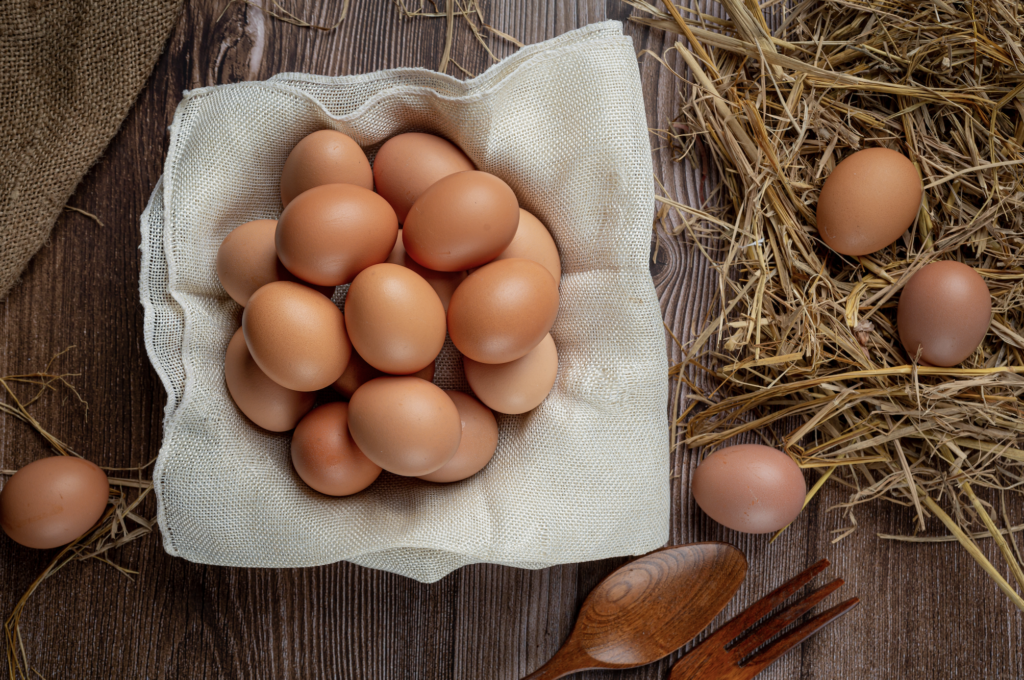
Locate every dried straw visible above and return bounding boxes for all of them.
[1,354,156,680]
[217,0,352,31]
[62,205,105,228]
[395,0,523,75]
[630,0,1024,610]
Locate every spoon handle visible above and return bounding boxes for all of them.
[521,644,597,680]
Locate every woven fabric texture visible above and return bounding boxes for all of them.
[141,21,670,583]
[0,0,181,300]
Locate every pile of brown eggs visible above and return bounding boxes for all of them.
[217,131,561,496]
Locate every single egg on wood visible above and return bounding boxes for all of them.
[402,170,519,272]
[291,402,382,496]
[280,129,373,206]
[489,209,561,283]
[816,147,922,256]
[242,281,351,392]
[463,333,558,414]
[372,132,475,223]
[332,351,436,398]
[0,456,109,549]
[418,391,499,483]
[224,328,315,431]
[344,263,447,375]
[348,377,462,477]
[216,219,333,305]
[897,260,991,367]
[386,230,466,312]
[691,444,806,534]
[276,183,398,287]
[447,258,559,364]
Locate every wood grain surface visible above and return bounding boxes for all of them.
[1,1,1022,678]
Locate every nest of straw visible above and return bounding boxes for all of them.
[630,0,1024,609]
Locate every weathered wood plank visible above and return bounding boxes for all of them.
[0,1,1021,678]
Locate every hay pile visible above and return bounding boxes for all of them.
[630,0,1024,610]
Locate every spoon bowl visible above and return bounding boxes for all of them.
[523,542,747,680]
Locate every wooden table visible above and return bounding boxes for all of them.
[1,1,1020,677]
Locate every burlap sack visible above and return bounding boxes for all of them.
[141,21,670,583]
[0,0,182,300]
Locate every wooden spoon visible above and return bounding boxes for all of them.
[522,543,747,680]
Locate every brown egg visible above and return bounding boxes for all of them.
[224,328,315,431]
[332,351,436,398]
[216,219,333,306]
[386,230,466,312]
[242,281,351,391]
[418,391,499,483]
[348,377,462,476]
[464,333,558,414]
[0,456,109,549]
[372,132,475,223]
[691,444,806,534]
[291,402,382,496]
[276,183,398,286]
[280,129,373,206]
[402,171,519,272]
[448,258,559,364]
[816,148,922,256]
[344,263,447,375]
[490,210,561,283]
[897,261,992,367]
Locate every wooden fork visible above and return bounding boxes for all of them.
[669,559,860,680]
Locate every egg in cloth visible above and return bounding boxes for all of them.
[347,377,462,477]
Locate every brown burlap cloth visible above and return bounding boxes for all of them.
[0,0,182,300]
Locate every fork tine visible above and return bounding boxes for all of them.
[739,597,861,677]
[730,578,845,659]
[715,558,831,644]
